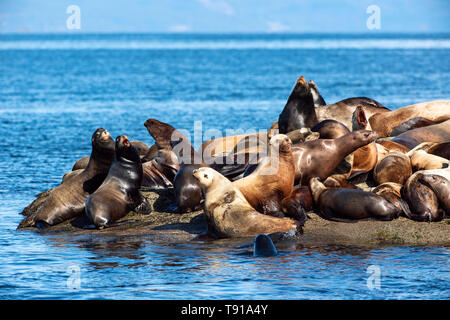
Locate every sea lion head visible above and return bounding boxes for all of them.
[115,135,140,163]
[309,177,327,204]
[269,134,292,154]
[352,106,368,130]
[292,76,309,95]
[419,174,448,189]
[192,167,215,189]
[351,130,378,145]
[91,128,115,160]
[144,118,177,149]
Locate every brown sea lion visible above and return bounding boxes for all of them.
[141,149,180,189]
[232,134,295,216]
[372,182,407,215]
[278,76,319,134]
[408,142,450,160]
[392,119,450,149]
[315,97,389,130]
[309,177,400,221]
[33,128,115,228]
[72,156,90,171]
[201,132,266,158]
[377,140,411,154]
[193,167,299,238]
[292,130,378,185]
[62,169,83,184]
[409,150,449,171]
[324,174,359,189]
[373,151,412,185]
[418,174,450,215]
[280,186,313,223]
[389,117,444,137]
[369,100,450,137]
[85,135,151,229]
[401,171,447,222]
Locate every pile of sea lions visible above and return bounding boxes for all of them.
[25,75,450,239]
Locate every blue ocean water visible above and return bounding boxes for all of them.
[0,33,449,299]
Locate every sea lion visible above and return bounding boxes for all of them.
[323,174,359,189]
[201,132,266,158]
[309,177,401,221]
[62,169,83,184]
[311,119,350,139]
[351,105,369,131]
[33,128,115,228]
[280,186,312,223]
[418,174,450,215]
[278,76,318,134]
[85,135,151,229]
[141,149,180,189]
[192,167,299,238]
[408,142,450,160]
[377,140,410,154]
[315,97,389,130]
[409,150,449,171]
[72,156,90,171]
[389,117,443,137]
[373,151,412,185]
[372,182,407,215]
[401,171,447,222]
[232,134,295,216]
[369,100,450,137]
[392,119,450,149]
[253,234,278,257]
[286,128,318,144]
[308,80,326,107]
[292,130,378,185]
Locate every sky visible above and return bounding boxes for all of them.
[0,0,449,33]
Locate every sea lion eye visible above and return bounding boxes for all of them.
[204,174,208,179]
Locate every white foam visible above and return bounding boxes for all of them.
[0,39,449,50]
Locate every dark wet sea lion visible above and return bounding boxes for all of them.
[419,174,450,214]
[401,172,444,222]
[253,234,278,257]
[315,97,389,130]
[373,152,412,185]
[33,128,115,228]
[369,100,450,137]
[309,177,400,221]
[392,119,450,149]
[281,186,312,224]
[292,130,378,185]
[85,135,151,229]
[311,119,350,139]
[278,76,318,134]
[193,167,299,238]
[232,134,295,216]
[308,80,326,107]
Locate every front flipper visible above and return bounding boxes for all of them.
[129,191,152,215]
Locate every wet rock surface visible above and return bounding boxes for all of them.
[17,186,450,246]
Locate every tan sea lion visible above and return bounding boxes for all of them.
[407,142,450,160]
[373,151,412,185]
[232,134,295,216]
[192,167,299,238]
[309,177,401,221]
[369,100,450,137]
[409,150,449,171]
[372,182,407,214]
[85,135,151,229]
[33,128,115,228]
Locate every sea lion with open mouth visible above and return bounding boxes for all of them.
[85,135,151,229]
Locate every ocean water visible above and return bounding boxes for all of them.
[0,33,449,300]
